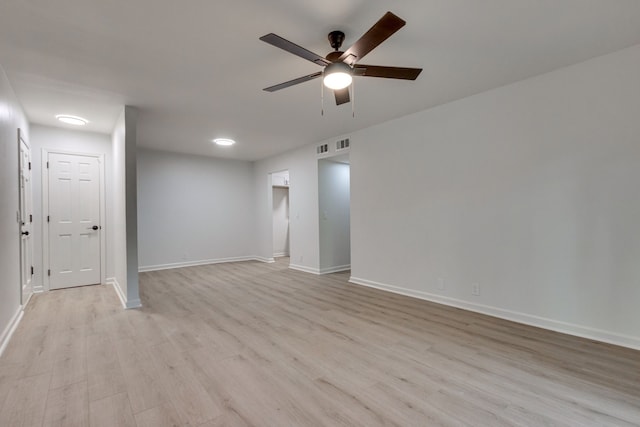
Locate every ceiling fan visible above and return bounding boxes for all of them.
[260,11,423,106]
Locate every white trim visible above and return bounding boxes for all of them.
[107,277,126,308]
[288,264,350,275]
[319,264,351,274]
[138,256,274,273]
[125,298,142,309]
[42,148,107,291]
[0,306,24,357]
[22,291,34,307]
[273,252,289,258]
[349,276,640,351]
[289,264,321,275]
[107,277,141,309]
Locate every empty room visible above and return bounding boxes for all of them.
[1,1,639,426]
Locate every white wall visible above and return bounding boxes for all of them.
[272,186,289,257]
[349,44,640,349]
[254,145,320,272]
[29,125,113,290]
[111,106,140,308]
[137,148,255,270]
[318,159,350,273]
[0,64,29,353]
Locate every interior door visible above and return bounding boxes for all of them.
[18,131,33,304]
[48,152,101,289]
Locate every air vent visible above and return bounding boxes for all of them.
[317,143,329,154]
[336,138,350,151]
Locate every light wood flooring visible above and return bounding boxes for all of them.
[1,258,639,426]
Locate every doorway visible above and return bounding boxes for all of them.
[272,170,290,258]
[43,150,105,290]
[318,154,350,274]
[18,129,33,305]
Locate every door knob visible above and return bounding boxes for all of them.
[21,231,29,236]
[91,225,99,230]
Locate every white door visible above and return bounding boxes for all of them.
[48,152,102,289]
[18,131,33,304]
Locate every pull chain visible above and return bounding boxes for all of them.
[351,78,355,118]
[321,77,324,116]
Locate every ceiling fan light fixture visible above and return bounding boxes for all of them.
[323,62,352,90]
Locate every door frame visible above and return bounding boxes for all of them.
[17,128,33,306]
[268,169,291,264]
[41,148,107,291]
[272,185,290,258]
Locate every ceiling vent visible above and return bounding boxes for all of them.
[336,138,350,151]
[316,143,329,155]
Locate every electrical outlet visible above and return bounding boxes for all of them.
[471,283,480,296]
[437,277,445,290]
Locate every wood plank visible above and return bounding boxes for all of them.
[148,341,222,425]
[134,402,182,427]
[89,392,136,427]
[86,332,127,402]
[42,380,89,427]
[0,372,50,426]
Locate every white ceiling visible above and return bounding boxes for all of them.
[2,0,640,161]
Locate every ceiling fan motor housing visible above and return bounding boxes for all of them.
[325,51,344,62]
[328,31,345,50]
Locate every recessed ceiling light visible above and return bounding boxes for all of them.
[213,138,236,146]
[56,115,88,126]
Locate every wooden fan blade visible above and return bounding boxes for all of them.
[354,64,422,80]
[338,12,406,64]
[260,33,330,66]
[263,72,322,92]
[334,88,350,105]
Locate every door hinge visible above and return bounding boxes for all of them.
[47,215,50,223]
[48,269,51,276]
[31,266,34,275]
[28,162,31,170]
[29,214,32,223]
[47,161,49,169]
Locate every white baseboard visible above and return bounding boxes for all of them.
[349,276,640,351]
[254,256,275,264]
[125,298,142,309]
[139,256,272,272]
[289,264,350,275]
[289,264,320,275]
[22,291,34,307]
[107,277,141,309]
[107,277,126,309]
[106,277,134,309]
[0,306,24,358]
[273,252,289,258]
[319,264,351,274]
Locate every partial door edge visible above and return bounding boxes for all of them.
[17,128,34,306]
